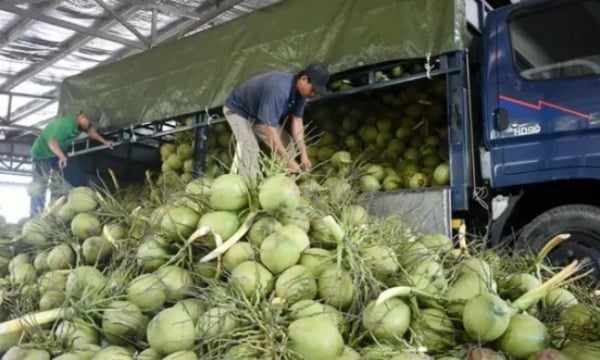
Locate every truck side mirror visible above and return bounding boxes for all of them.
[495,107,509,131]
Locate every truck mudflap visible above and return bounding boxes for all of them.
[364,187,452,237]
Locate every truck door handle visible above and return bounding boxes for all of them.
[495,107,509,131]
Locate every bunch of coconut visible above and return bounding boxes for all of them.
[1,155,599,359]
[304,75,450,192]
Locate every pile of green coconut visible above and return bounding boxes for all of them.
[1,156,600,360]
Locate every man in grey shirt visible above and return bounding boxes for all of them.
[223,63,330,177]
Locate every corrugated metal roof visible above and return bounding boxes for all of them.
[0,0,282,141]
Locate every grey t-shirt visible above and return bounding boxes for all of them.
[224,71,306,127]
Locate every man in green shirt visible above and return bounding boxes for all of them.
[29,107,113,216]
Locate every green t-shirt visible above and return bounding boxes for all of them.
[30,115,81,160]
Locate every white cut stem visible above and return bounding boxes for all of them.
[199,212,257,263]
[0,308,68,335]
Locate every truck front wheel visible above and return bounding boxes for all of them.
[516,204,600,279]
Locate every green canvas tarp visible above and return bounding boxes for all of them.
[58,0,469,130]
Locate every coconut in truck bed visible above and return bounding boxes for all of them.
[302,59,453,236]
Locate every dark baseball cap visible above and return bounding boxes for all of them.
[305,62,330,95]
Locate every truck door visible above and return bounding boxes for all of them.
[490,0,600,188]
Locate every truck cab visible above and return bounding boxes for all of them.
[478,0,600,272]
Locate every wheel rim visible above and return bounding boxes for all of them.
[546,230,600,283]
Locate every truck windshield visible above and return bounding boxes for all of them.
[509,0,600,80]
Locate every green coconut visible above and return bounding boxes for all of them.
[230,261,274,298]
[154,265,193,301]
[81,236,113,265]
[2,347,50,360]
[210,174,249,211]
[65,266,107,299]
[446,274,491,317]
[501,273,542,300]
[275,265,317,303]
[275,224,310,251]
[497,314,550,359]
[457,257,493,281]
[544,288,578,308]
[197,307,239,338]
[55,320,99,347]
[299,248,334,277]
[38,270,68,293]
[147,307,195,355]
[21,219,48,247]
[101,301,147,345]
[562,341,600,360]
[104,223,127,241]
[173,298,205,321]
[412,308,455,352]
[278,207,311,232]
[561,302,592,324]
[197,211,240,247]
[126,274,167,312]
[309,217,342,249]
[39,290,65,311]
[222,242,255,272]
[33,250,49,272]
[318,265,355,309]
[417,232,453,253]
[71,213,102,240]
[136,239,170,272]
[433,163,450,185]
[360,245,399,280]
[67,187,98,213]
[46,244,75,270]
[185,177,213,197]
[162,351,197,360]
[56,203,77,224]
[136,348,162,360]
[225,344,260,359]
[9,262,36,286]
[160,206,199,241]
[287,316,345,360]
[259,174,301,216]
[260,231,303,274]
[247,216,282,247]
[90,346,133,360]
[362,298,411,345]
[335,346,361,360]
[289,300,347,334]
[463,293,511,342]
[360,175,381,192]
[342,205,368,227]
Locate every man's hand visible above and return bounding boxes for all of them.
[104,140,114,150]
[300,154,312,171]
[58,155,68,169]
[287,159,301,173]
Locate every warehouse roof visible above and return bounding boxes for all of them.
[0,0,282,142]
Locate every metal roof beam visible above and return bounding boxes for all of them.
[169,0,244,40]
[0,90,56,100]
[0,3,146,49]
[0,5,142,92]
[152,3,203,21]
[94,0,151,47]
[0,0,63,49]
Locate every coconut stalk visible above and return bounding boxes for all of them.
[0,307,74,335]
[199,212,258,263]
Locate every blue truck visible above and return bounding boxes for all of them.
[61,0,600,273]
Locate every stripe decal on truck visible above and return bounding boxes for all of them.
[499,94,594,121]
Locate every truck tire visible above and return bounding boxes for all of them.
[516,204,600,279]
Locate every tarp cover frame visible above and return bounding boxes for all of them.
[58,0,468,130]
